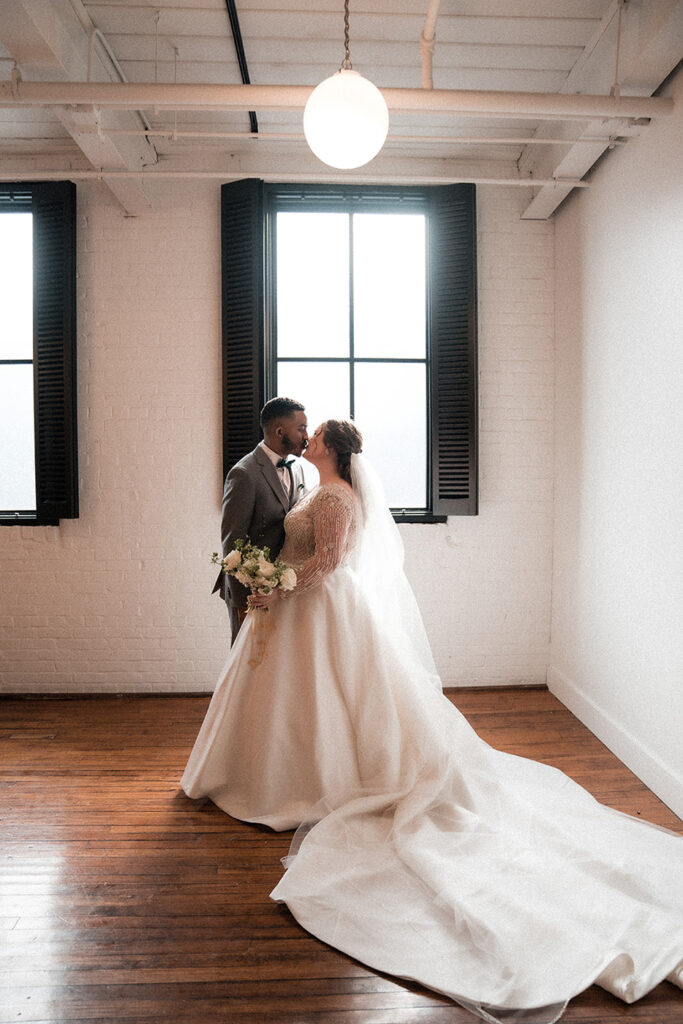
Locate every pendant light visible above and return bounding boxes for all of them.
[303,0,389,169]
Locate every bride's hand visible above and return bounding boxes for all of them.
[248,590,279,610]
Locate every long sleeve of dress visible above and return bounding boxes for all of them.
[289,487,355,596]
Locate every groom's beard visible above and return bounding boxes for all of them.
[282,432,307,457]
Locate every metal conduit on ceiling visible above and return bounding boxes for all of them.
[225,0,258,136]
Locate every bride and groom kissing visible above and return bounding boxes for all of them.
[185,396,682,1024]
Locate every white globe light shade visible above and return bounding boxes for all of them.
[303,68,389,169]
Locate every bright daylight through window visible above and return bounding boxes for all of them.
[275,211,427,510]
[0,211,36,512]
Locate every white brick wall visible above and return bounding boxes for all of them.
[405,187,554,686]
[0,182,554,692]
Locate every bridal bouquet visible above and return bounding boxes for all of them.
[212,539,297,598]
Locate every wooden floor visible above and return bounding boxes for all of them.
[0,689,681,1024]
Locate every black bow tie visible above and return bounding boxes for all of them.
[277,458,294,468]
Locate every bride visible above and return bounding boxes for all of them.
[182,419,683,1024]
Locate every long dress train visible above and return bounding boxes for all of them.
[181,472,683,1023]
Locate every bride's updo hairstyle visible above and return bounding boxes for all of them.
[323,420,363,485]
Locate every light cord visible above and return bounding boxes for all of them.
[342,0,352,70]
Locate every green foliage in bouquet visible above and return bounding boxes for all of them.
[212,539,297,596]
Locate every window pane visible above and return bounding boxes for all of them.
[276,212,349,358]
[0,212,33,360]
[277,360,350,436]
[353,214,426,359]
[0,364,36,510]
[354,363,427,509]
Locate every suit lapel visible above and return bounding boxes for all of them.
[254,446,289,514]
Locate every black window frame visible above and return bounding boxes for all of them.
[0,181,78,526]
[220,179,477,521]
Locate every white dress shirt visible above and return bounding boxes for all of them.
[259,441,293,499]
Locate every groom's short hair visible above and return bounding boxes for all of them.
[260,397,305,429]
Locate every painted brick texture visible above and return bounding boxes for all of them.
[0,183,553,691]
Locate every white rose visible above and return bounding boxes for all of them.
[235,570,251,587]
[279,567,297,591]
[224,549,242,570]
[257,555,277,578]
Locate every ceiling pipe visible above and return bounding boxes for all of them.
[106,127,625,147]
[0,80,672,121]
[420,0,441,90]
[0,168,590,187]
[86,27,154,141]
[69,0,155,141]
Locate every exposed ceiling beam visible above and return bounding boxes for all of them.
[519,0,683,219]
[0,0,156,215]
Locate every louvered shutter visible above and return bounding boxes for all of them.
[221,179,265,481]
[429,184,478,516]
[0,185,32,208]
[32,181,78,521]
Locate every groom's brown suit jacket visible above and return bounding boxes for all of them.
[213,445,307,643]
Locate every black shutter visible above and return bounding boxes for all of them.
[32,181,78,521]
[221,179,265,481]
[0,185,32,208]
[429,184,478,516]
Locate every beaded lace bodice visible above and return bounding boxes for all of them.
[280,483,358,595]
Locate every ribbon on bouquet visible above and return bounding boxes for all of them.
[247,606,272,668]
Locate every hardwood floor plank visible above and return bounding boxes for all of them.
[0,692,680,1024]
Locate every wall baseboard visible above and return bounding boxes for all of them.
[548,666,683,820]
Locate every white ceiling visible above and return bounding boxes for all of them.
[0,0,681,217]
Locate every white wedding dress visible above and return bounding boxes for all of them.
[182,459,683,1023]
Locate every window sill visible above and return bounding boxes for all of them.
[392,512,447,524]
[0,513,59,526]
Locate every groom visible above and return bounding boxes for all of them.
[214,397,309,643]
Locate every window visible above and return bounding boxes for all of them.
[275,206,428,508]
[220,180,477,519]
[0,182,78,525]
